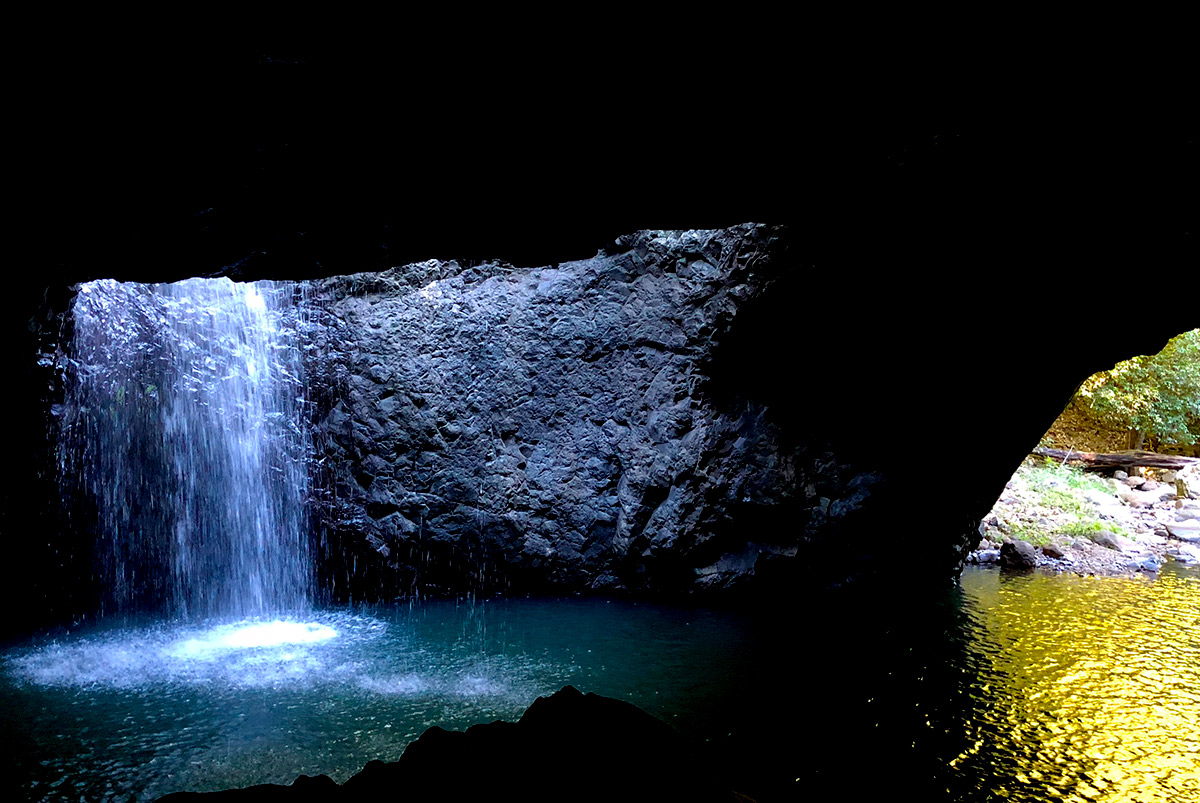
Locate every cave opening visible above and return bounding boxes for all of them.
[945,330,1200,800]
[973,328,1200,575]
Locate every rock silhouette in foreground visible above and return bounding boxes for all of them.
[157,686,748,803]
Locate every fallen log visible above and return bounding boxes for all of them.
[1032,447,1199,470]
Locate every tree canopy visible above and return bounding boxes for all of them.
[1077,329,1200,449]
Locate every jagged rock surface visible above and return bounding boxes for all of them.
[304,225,879,596]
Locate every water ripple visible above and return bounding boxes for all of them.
[954,567,1200,802]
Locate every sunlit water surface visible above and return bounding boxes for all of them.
[2,567,1198,801]
[952,566,1200,802]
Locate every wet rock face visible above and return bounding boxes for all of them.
[305,224,879,596]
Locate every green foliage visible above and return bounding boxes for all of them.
[1037,487,1088,516]
[1024,462,1113,498]
[1078,329,1200,447]
[1059,519,1130,540]
[1007,522,1052,546]
[1014,463,1131,543]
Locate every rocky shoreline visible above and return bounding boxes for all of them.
[969,462,1200,577]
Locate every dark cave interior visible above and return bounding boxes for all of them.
[3,42,1196,803]
[8,45,1194,626]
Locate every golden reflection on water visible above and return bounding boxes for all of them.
[958,567,1200,802]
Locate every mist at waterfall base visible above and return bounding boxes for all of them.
[4,280,1199,802]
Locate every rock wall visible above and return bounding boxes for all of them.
[304,224,879,597]
[10,213,1193,629]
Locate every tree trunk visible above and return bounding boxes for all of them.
[1032,447,1198,470]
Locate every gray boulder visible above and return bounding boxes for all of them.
[1089,530,1125,550]
[1041,543,1067,559]
[1000,539,1039,572]
[1166,523,1200,543]
[1167,543,1200,564]
[970,549,1001,564]
[1127,555,1160,573]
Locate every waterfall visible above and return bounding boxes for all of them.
[60,278,313,619]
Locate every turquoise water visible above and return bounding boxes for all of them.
[2,566,1199,801]
[1,599,751,800]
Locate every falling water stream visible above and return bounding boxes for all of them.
[59,278,312,619]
